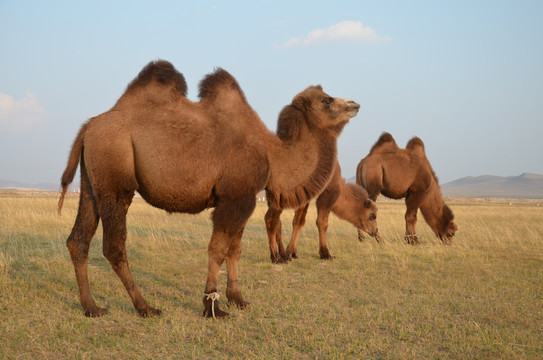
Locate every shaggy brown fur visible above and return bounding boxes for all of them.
[356,132,457,245]
[274,162,379,261]
[58,60,359,318]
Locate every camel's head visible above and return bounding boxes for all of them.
[290,85,360,136]
[438,205,457,245]
[356,198,379,239]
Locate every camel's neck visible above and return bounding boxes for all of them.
[419,180,446,234]
[331,180,354,218]
[265,126,337,209]
[330,181,365,227]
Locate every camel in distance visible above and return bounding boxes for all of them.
[356,132,457,245]
[58,60,360,318]
[266,161,379,262]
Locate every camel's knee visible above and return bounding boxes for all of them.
[66,223,94,257]
[264,213,278,231]
[208,238,230,260]
[102,239,127,267]
[265,207,282,227]
[316,218,329,232]
[66,238,90,264]
[226,242,242,259]
[405,212,417,224]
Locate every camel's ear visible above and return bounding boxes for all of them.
[364,199,372,209]
[291,94,310,112]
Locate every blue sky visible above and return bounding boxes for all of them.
[1,0,542,186]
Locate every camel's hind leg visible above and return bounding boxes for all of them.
[286,203,309,259]
[66,166,103,317]
[99,192,161,317]
[203,196,255,318]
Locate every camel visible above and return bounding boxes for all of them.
[356,132,457,244]
[58,60,360,318]
[265,162,379,261]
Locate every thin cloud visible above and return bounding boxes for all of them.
[0,92,47,133]
[282,20,391,49]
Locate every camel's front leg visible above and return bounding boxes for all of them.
[225,227,249,309]
[204,196,255,318]
[264,206,289,263]
[203,229,231,319]
[316,208,334,259]
[286,203,309,259]
[404,197,420,245]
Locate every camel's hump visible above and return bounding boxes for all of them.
[125,60,187,96]
[406,136,425,155]
[369,132,398,154]
[198,68,247,103]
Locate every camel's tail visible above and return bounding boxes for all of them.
[58,122,88,215]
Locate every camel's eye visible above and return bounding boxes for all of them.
[369,213,376,221]
[322,97,334,105]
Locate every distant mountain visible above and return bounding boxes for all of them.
[441,173,543,198]
[0,179,60,191]
[345,173,543,198]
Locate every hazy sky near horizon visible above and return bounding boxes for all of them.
[1,0,542,186]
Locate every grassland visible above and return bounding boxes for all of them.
[0,191,542,359]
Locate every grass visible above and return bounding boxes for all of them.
[0,191,542,359]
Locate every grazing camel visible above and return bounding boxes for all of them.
[268,162,379,261]
[356,132,457,244]
[58,60,359,318]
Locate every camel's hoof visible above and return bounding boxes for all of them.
[271,254,290,263]
[202,305,229,319]
[405,234,419,245]
[319,249,335,260]
[229,299,250,310]
[203,294,229,319]
[84,307,109,318]
[226,289,249,310]
[138,306,162,318]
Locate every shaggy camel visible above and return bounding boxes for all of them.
[267,162,379,261]
[356,132,457,244]
[58,60,359,318]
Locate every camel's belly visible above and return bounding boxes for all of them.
[137,182,216,214]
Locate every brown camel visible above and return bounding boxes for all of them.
[58,60,360,318]
[267,162,379,261]
[356,132,457,245]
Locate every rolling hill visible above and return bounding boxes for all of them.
[345,173,543,199]
[0,179,60,191]
[441,173,543,198]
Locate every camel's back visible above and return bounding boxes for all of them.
[82,61,270,213]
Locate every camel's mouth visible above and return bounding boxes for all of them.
[346,101,361,117]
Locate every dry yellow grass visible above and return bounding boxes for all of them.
[1,191,542,359]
